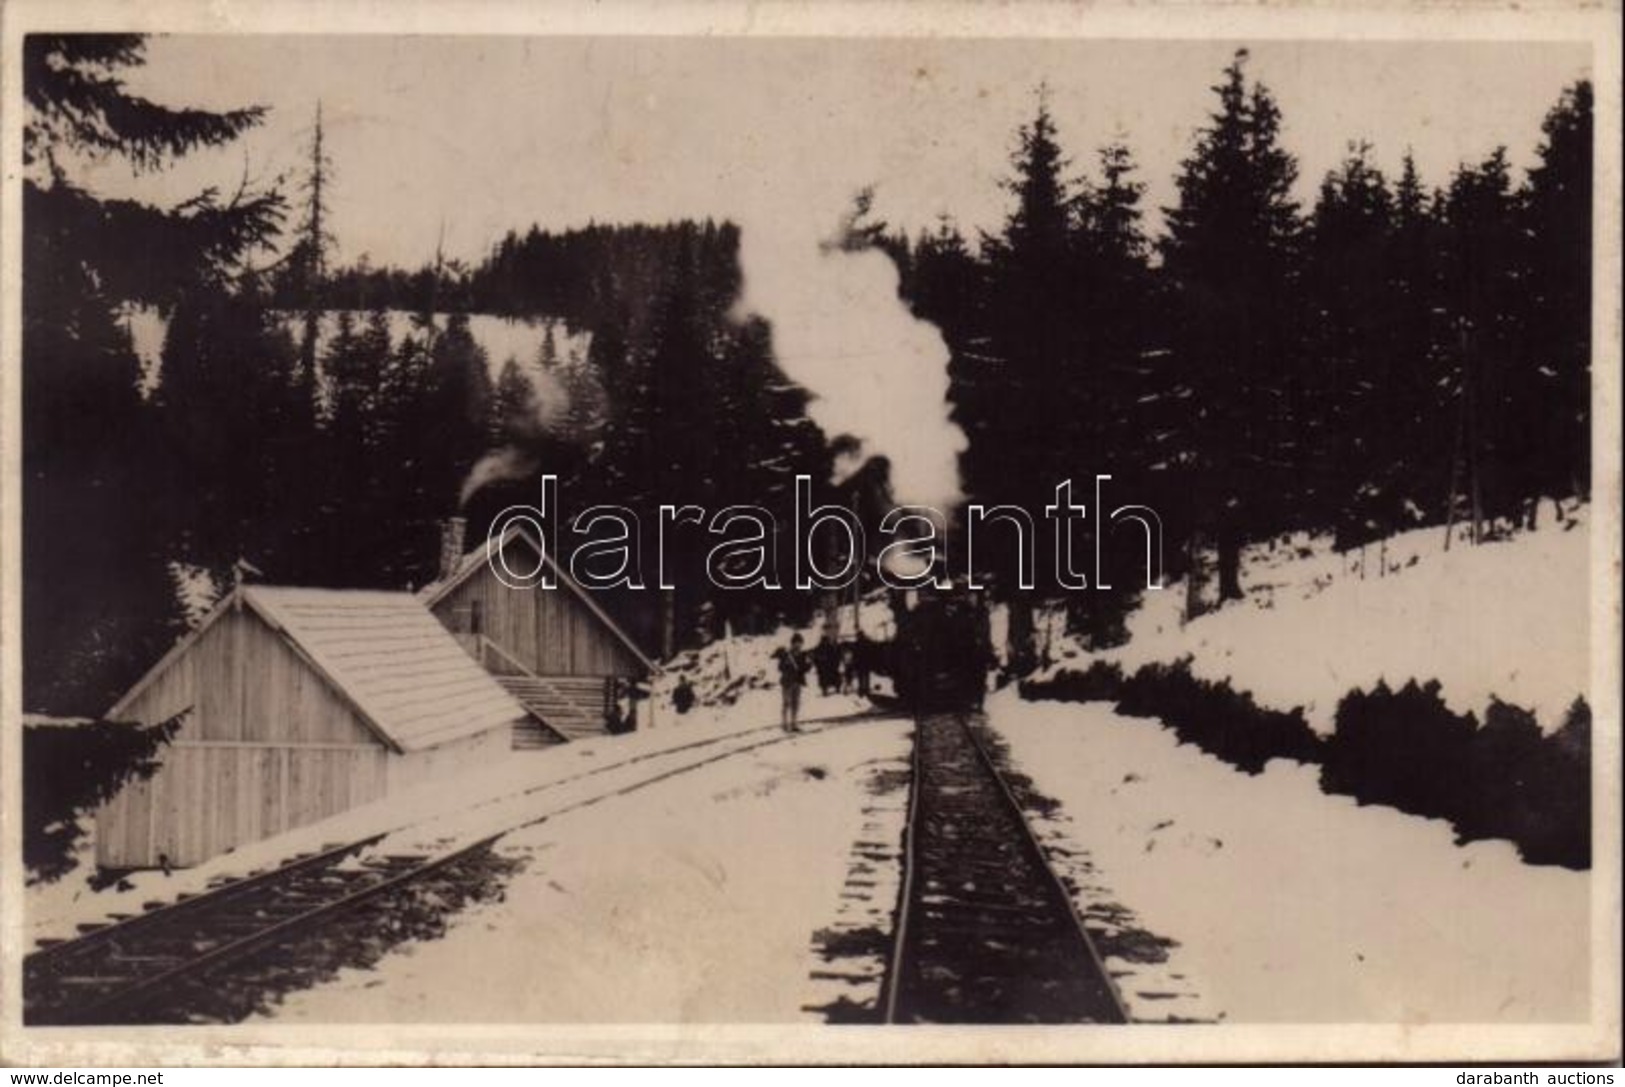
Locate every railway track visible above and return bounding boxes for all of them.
[24,711,880,1025]
[881,711,1129,1024]
[24,834,510,1025]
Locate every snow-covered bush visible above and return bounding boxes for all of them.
[1525,699,1591,869]
[1020,660,1126,704]
[1114,659,1322,774]
[1321,680,1474,820]
[1022,657,1321,773]
[1322,683,1590,869]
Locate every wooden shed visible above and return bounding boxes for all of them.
[97,586,528,870]
[420,520,657,743]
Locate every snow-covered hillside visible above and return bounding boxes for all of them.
[991,694,1590,1024]
[1048,503,1590,733]
[988,505,1596,1024]
[119,304,590,389]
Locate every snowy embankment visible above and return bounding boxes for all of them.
[1065,506,1589,734]
[992,693,1590,1023]
[992,506,1594,1022]
[25,681,880,946]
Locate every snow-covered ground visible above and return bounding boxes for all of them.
[24,509,1599,1029]
[24,685,884,948]
[26,618,913,1024]
[996,506,1594,1023]
[267,715,910,1023]
[990,692,1591,1023]
[1044,505,1589,734]
[654,598,898,706]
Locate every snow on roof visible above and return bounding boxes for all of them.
[418,523,658,674]
[242,586,528,753]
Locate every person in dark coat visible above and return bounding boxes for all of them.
[773,633,812,732]
[672,674,696,715]
[812,632,840,696]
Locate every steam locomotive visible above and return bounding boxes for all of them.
[885,583,994,714]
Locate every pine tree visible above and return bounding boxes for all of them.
[558,350,610,451]
[1438,148,1523,539]
[958,89,1090,666]
[909,216,980,344]
[1380,151,1452,530]
[310,309,387,583]
[972,91,1081,583]
[1072,139,1155,462]
[1304,143,1399,545]
[1160,50,1303,601]
[154,287,310,583]
[422,312,495,508]
[1522,81,1593,510]
[1068,138,1157,642]
[537,322,561,370]
[491,356,535,445]
[290,102,334,403]
[359,307,399,457]
[21,35,284,712]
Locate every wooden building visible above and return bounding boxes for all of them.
[420,519,657,743]
[98,587,528,870]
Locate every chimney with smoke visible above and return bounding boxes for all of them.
[439,516,467,582]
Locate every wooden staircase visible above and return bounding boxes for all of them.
[498,675,613,746]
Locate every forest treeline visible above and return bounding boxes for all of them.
[22,38,1592,713]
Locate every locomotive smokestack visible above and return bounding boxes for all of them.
[439,516,467,582]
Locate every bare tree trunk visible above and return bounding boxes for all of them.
[1006,596,1037,677]
[1216,526,1243,603]
[1184,532,1203,625]
[1444,325,1472,552]
[1463,325,1483,546]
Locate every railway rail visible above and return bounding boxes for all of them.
[24,711,879,1025]
[881,711,1129,1024]
[24,834,509,1025]
[25,695,1120,1026]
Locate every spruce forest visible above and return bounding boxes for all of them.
[23,38,1594,716]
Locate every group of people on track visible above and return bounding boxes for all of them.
[771,629,880,732]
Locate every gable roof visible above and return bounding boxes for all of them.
[418,523,658,674]
[110,586,528,753]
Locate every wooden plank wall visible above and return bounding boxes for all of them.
[96,744,387,868]
[98,599,516,869]
[435,560,645,678]
[118,607,378,746]
[98,604,390,868]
